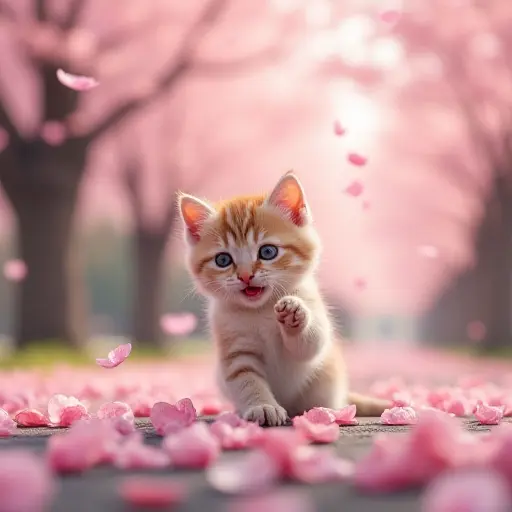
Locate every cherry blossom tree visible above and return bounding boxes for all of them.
[0,0,300,347]
[321,0,512,348]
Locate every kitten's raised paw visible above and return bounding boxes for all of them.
[242,404,288,426]
[274,296,309,331]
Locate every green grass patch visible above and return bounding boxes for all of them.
[0,338,211,371]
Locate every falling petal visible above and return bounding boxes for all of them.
[56,69,99,91]
[344,180,364,197]
[333,120,345,136]
[96,343,132,369]
[160,313,197,336]
[347,153,367,166]
[3,260,27,282]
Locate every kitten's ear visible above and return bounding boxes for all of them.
[266,171,310,226]
[177,193,215,242]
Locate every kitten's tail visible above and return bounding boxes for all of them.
[348,391,390,417]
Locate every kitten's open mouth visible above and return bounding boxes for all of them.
[241,286,265,299]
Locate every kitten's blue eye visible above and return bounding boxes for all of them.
[258,244,279,261]
[214,252,233,268]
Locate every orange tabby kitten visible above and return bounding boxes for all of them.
[177,171,388,426]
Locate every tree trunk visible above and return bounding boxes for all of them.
[132,229,169,346]
[0,139,87,347]
[420,176,512,350]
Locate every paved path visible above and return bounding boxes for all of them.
[0,417,504,512]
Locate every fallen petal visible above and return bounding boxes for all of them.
[163,423,220,469]
[14,409,49,427]
[292,416,339,443]
[0,450,56,512]
[474,401,504,426]
[333,404,358,425]
[207,450,280,494]
[422,470,512,512]
[290,446,354,483]
[381,406,418,425]
[118,477,186,508]
[0,408,17,437]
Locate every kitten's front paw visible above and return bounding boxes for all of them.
[274,296,310,332]
[242,404,288,426]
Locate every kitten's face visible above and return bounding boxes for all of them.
[178,173,320,309]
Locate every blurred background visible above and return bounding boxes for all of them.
[0,0,511,367]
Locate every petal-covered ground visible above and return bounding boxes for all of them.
[1,344,512,512]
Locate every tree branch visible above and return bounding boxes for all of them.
[85,0,230,141]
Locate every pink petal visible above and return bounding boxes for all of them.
[215,412,245,427]
[47,394,89,426]
[380,406,418,425]
[227,490,314,512]
[210,421,264,450]
[303,407,336,425]
[150,399,196,435]
[347,153,367,166]
[355,410,464,492]
[344,180,364,197]
[97,401,136,434]
[160,313,197,336]
[47,419,120,473]
[3,259,27,282]
[0,408,17,437]
[475,401,504,426]
[290,446,354,483]
[292,416,339,443]
[207,450,280,494]
[201,400,225,415]
[380,10,401,24]
[56,68,99,91]
[362,200,370,210]
[0,450,56,512]
[422,470,512,512]
[333,120,345,136]
[253,428,308,475]
[442,398,473,417]
[14,409,50,427]
[114,434,170,469]
[163,423,220,469]
[96,343,132,368]
[118,477,186,508]
[333,404,359,425]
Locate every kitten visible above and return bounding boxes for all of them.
[177,171,388,426]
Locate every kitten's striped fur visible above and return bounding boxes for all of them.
[178,172,388,425]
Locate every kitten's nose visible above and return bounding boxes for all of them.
[238,272,254,285]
